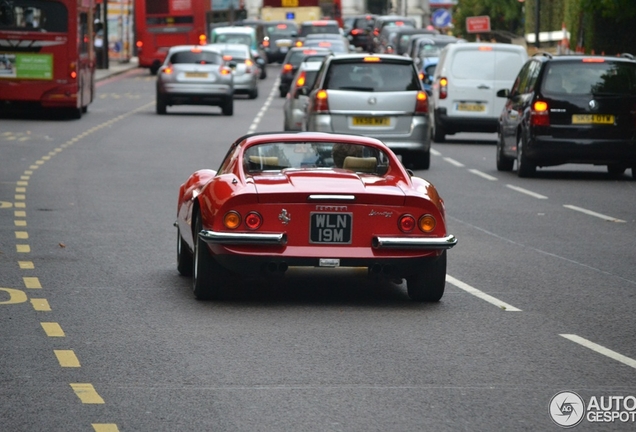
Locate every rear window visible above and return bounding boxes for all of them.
[214,33,252,46]
[265,23,297,39]
[0,0,67,32]
[542,61,636,96]
[325,61,420,92]
[299,23,340,37]
[169,51,222,65]
[303,40,347,53]
[288,50,327,66]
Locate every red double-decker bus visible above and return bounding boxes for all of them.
[134,0,210,75]
[0,0,95,118]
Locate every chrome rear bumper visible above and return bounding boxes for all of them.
[199,230,287,245]
[373,234,457,249]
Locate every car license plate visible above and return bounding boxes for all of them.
[457,103,485,112]
[185,72,208,78]
[352,117,390,126]
[572,114,615,125]
[310,213,352,244]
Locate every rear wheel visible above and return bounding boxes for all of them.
[406,251,447,302]
[177,226,193,276]
[406,150,430,170]
[516,134,536,178]
[192,214,228,300]
[222,98,233,116]
[496,133,514,171]
[607,164,626,177]
[433,115,445,142]
[156,94,167,115]
[249,87,258,99]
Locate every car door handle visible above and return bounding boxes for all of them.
[477,84,490,89]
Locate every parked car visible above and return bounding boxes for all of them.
[155,45,234,115]
[209,26,267,79]
[304,54,432,169]
[431,42,528,142]
[283,59,322,130]
[262,21,298,63]
[209,43,259,99]
[175,132,457,301]
[497,53,636,178]
[278,47,331,97]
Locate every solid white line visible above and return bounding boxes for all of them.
[563,205,626,223]
[468,169,498,181]
[446,275,522,311]
[560,334,636,369]
[506,184,548,199]
[443,157,464,167]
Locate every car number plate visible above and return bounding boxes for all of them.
[457,103,485,112]
[185,72,208,78]
[352,117,390,126]
[310,213,352,244]
[572,114,614,125]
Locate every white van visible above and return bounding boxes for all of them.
[431,43,527,142]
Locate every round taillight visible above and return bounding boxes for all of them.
[418,214,436,233]
[399,214,416,232]
[223,211,241,229]
[245,212,262,230]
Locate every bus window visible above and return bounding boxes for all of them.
[0,1,68,33]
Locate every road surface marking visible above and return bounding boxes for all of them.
[446,275,521,311]
[18,261,34,269]
[0,288,27,304]
[561,334,636,369]
[55,350,80,367]
[15,231,28,239]
[70,384,105,404]
[92,424,120,432]
[41,322,65,337]
[16,244,30,253]
[443,157,464,167]
[14,220,26,226]
[468,169,498,181]
[23,277,41,289]
[506,184,548,199]
[31,299,51,311]
[563,205,626,222]
[430,148,441,156]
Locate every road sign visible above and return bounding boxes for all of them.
[432,9,452,28]
[466,16,491,33]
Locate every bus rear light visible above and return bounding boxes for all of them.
[69,62,77,79]
[314,89,329,113]
[415,91,428,114]
[530,100,550,126]
[398,214,416,232]
[439,77,448,99]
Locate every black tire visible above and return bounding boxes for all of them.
[192,214,227,300]
[406,251,447,302]
[279,88,287,98]
[516,134,536,178]
[249,87,258,99]
[496,133,514,171]
[156,94,167,115]
[177,226,193,276]
[632,167,636,180]
[222,98,233,116]
[406,150,430,170]
[607,164,626,177]
[259,67,267,80]
[433,115,445,143]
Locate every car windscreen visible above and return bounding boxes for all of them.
[244,142,390,175]
[169,51,222,65]
[543,61,636,95]
[450,49,524,81]
[299,24,340,37]
[325,61,420,92]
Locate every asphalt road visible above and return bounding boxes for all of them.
[1,65,635,432]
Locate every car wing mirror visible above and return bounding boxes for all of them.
[295,87,309,98]
[496,88,510,98]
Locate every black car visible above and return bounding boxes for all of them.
[346,14,377,51]
[497,53,636,178]
[278,47,331,97]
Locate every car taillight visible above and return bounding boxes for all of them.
[418,215,436,233]
[263,39,270,47]
[530,100,550,126]
[419,72,424,81]
[198,34,207,45]
[68,62,77,79]
[295,70,306,87]
[283,63,293,74]
[415,91,428,114]
[351,29,362,36]
[245,212,263,230]
[162,66,173,75]
[295,40,303,47]
[399,214,416,232]
[220,66,232,75]
[223,211,241,229]
[314,89,329,113]
[245,59,253,73]
[439,77,448,99]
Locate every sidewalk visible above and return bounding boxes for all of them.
[95,56,140,82]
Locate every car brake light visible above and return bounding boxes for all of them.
[223,55,233,61]
[314,89,329,113]
[396,21,404,26]
[198,34,207,45]
[351,29,362,36]
[223,211,241,229]
[582,58,605,63]
[220,66,231,75]
[478,46,493,51]
[418,215,436,233]
[277,24,287,29]
[245,212,263,230]
[295,40,303,47]
[531,100,550,126]
[283,63,293,73]
[364,56,381,62]
[415,91,428,114]
[439,77,448,99]
[245,59,253,73]
[399,214,416,232]
[296,70,306,87]
[162,66,173,75]
[263,39,270,47]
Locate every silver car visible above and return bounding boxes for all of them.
[283,60,322,130]
[305,54,432,169]
[156,45,234,115]
[209,43,259,99]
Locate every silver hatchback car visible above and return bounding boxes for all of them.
[156,45,234,115]
[208,43,259,99]
[304,54,431,169]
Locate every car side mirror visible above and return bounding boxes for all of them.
[295,87,309,99]
[496,88,510,98]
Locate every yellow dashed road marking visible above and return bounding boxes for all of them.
[93,424,120,432]
[15,231,28,239]
[54,350,80,367]
[18,261,34,269]
[31,299,51,311]
[23,277,41,289]
[15,211,26,217]
[14,220,26,226]
[14,202,25,208]
[41,322,64,336]
[17,181,28,186]
[16,244,30,253]
[70,384,105,404]
[16,187,26,192]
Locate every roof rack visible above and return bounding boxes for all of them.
[532,52,553,59]
[620,53,635,60]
